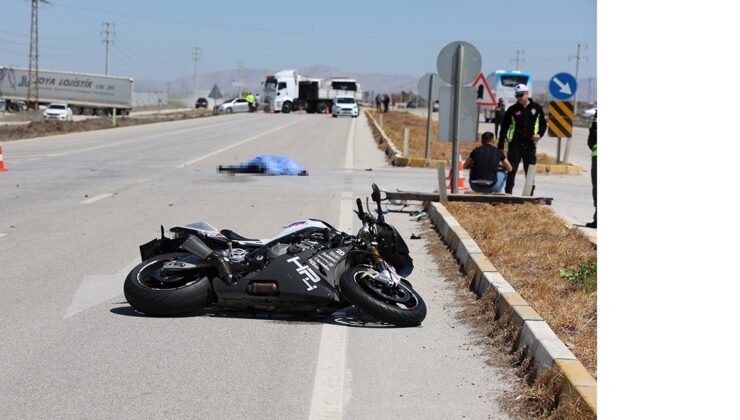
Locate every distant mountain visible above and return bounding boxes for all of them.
[135,65,419,97]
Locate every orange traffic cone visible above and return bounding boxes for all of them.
[447,155,467,191]
[0,142,7,172]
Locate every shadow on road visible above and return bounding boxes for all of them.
[109,305,402,328]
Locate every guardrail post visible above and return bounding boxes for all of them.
[112,108,116,127]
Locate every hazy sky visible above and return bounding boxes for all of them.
[1,0,596,81]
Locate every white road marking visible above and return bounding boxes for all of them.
[176,119,303,168]
[344,118,355,172]
[308,323,348,420]
[64,257,140,319]
[308,151,355,418]
[80,193,113,204]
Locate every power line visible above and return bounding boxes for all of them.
[568,43,588,116]
[100,22,115,75]
[192,47,201,94]
[27,0,50,110]
[511,50,525,70]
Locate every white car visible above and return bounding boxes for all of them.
[332,96,358,118]
[43,103,73,121]
[216,98,250,113]
[581,107,597,118]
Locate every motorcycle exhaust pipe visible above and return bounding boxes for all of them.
[182,235,235,286]
[246,281,279,296]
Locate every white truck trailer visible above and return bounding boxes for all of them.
[0,66,134,115]
[262,69,362,113]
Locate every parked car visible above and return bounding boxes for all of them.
[43,103,73,121]
[195,97,208,109]
[406,101,416,109]
[581,107,597,117]
[215,98,250,113]
[332,96,359,118]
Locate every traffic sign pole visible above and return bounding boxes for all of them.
[425,74,434,162]
[451,44,463,194]
[563,136,573,164]
[556,138,562,164]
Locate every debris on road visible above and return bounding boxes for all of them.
[217,155,308,176]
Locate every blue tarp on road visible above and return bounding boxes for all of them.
[218,155,308,176]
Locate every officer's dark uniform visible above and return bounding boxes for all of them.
[587,111,597,228]
[498,98,547,194]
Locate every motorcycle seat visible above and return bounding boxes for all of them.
[220,229,259,242]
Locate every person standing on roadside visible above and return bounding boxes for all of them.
[464,131,512,193]
[494,97,506,139]
[383,94,390,113]
[498,84,547,194]
[375,94,381,112]
[586,111,597,228]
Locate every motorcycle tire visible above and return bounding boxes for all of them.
[124,252,212,316]
[339,266,427,327]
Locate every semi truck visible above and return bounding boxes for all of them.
[262,70,361,114]
[0,66,134,115]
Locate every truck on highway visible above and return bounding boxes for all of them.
[262,70,362,114]
[0,66,134,115]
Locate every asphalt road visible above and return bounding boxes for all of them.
[0,111,515,418]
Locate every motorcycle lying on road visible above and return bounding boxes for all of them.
[124,184,427,327]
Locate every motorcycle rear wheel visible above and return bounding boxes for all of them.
[124,253,212,316]
[339,266,427,327]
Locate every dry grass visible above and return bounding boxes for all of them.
[0,109,214,142]
[423,218,595,419]
[445,202,597,377]
[366,110,558,165]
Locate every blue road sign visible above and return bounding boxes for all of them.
[549,72,578,101]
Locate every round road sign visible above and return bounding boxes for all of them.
[417,73,443,101]
[548,72,578,100]
[436,41,481,86]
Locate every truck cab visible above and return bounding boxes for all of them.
[263,70,361,114]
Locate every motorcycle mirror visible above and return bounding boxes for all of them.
[371,183,381,203]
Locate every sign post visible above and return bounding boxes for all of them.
[417,73,440,163]
[436,41,481,193]
[547,72,577,164]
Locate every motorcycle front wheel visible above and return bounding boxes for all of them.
[124,253,212,316]
[339,266,427,327]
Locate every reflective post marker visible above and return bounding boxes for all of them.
[563,137,572,164]
[403,128,410,157]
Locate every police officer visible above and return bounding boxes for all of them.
[586,111,597,228]
[498,84,547,194]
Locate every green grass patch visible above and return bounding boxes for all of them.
[560,259,597,293]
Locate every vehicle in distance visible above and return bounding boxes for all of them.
[195,97,208,109]
[262,70,362,114]
[582,107,597,117]
[43,103,73,121]
[332,96,358,118]
[0,66,133,116]
[215,98,250,113]
[483,70,532,121]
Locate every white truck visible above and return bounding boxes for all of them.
[0,66,134,115]
[262,70,362,114]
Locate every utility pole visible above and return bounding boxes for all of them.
[569,43,588,117]
[27,0,50,110]
[511,50,525,70]
[100,22,115,75]
[192,47,201,96]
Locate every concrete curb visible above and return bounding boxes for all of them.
[364,111,403,162]
[535,163,582,175]
[425,201,597,418]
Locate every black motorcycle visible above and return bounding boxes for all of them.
[124,184,427,327]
